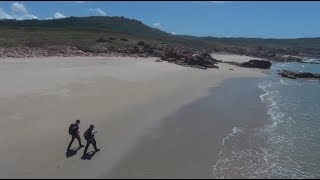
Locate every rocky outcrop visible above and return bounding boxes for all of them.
[223,59,272,69]
[0,46,144,58]
[240,60,272,69]
[160,47,219,69]
[273,55,303,62]
[300,61,320,65]
[278,70,320,79]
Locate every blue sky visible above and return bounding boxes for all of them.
[0,1,320,39]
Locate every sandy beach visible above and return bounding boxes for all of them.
[0,55,266,178]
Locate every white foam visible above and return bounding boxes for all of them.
[259,91,269,103]
[213,77,320,178]
[221,127,241,146]
[280,78,303,87]
[213,127,242,178]
[258,82,272,103]
[212,127,273,178]
[280,79,289,85]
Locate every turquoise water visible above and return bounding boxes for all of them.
[213,59,320,178]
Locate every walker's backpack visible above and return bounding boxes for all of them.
[68,124,76,135]
[84,129,90,140]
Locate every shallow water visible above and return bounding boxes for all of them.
[213,59,320,178]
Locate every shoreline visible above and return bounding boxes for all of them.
[0,55,267,178]
[105,77,269,178]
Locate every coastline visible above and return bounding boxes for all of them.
[105,77,269,178]
[0,55,267,178]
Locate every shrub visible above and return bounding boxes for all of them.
[120,38,128,41]
[96,37,108,43]
[137,41,145,46]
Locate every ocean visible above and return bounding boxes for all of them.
[213,58,320,178]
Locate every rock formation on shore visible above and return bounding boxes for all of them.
[0,45,278,71]
[278,70,320,79]
[0,46,220,70]
[160,47,220,69]
[240,60,272,69]
[300,61,320,65]
[0,47,115,58]
[223,59,272,69]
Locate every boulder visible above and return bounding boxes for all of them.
[160,48,219,69]
[166,57,177,62]
[187,52,220,69]
[240,60,272,69]
[300,61,320,65]
[278,70,320,79]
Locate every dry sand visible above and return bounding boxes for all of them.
[0,55,265,178]
[211,53,265,63]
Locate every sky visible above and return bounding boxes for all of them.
[0,1,320,39]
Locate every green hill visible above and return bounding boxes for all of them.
[0,16,319,57]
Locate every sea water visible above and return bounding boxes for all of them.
[213,59,320,178]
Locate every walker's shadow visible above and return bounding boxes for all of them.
[81,151,96,160]
[65,147,82,158]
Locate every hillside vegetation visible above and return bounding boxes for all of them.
[0,16,319,58]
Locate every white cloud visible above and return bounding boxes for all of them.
[171,32,177,35]
[89,8,106,16]
[0,8,13,19]
[11,2,27,14]
[153,22,162,29]
[4,2,38,20]
[54,12,66,19]
[44,12,67,20]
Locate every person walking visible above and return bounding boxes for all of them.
[83,124,100,156]
[67,120,84,151]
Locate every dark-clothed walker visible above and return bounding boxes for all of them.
[67,120,84,150]
[83,124,100,156]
